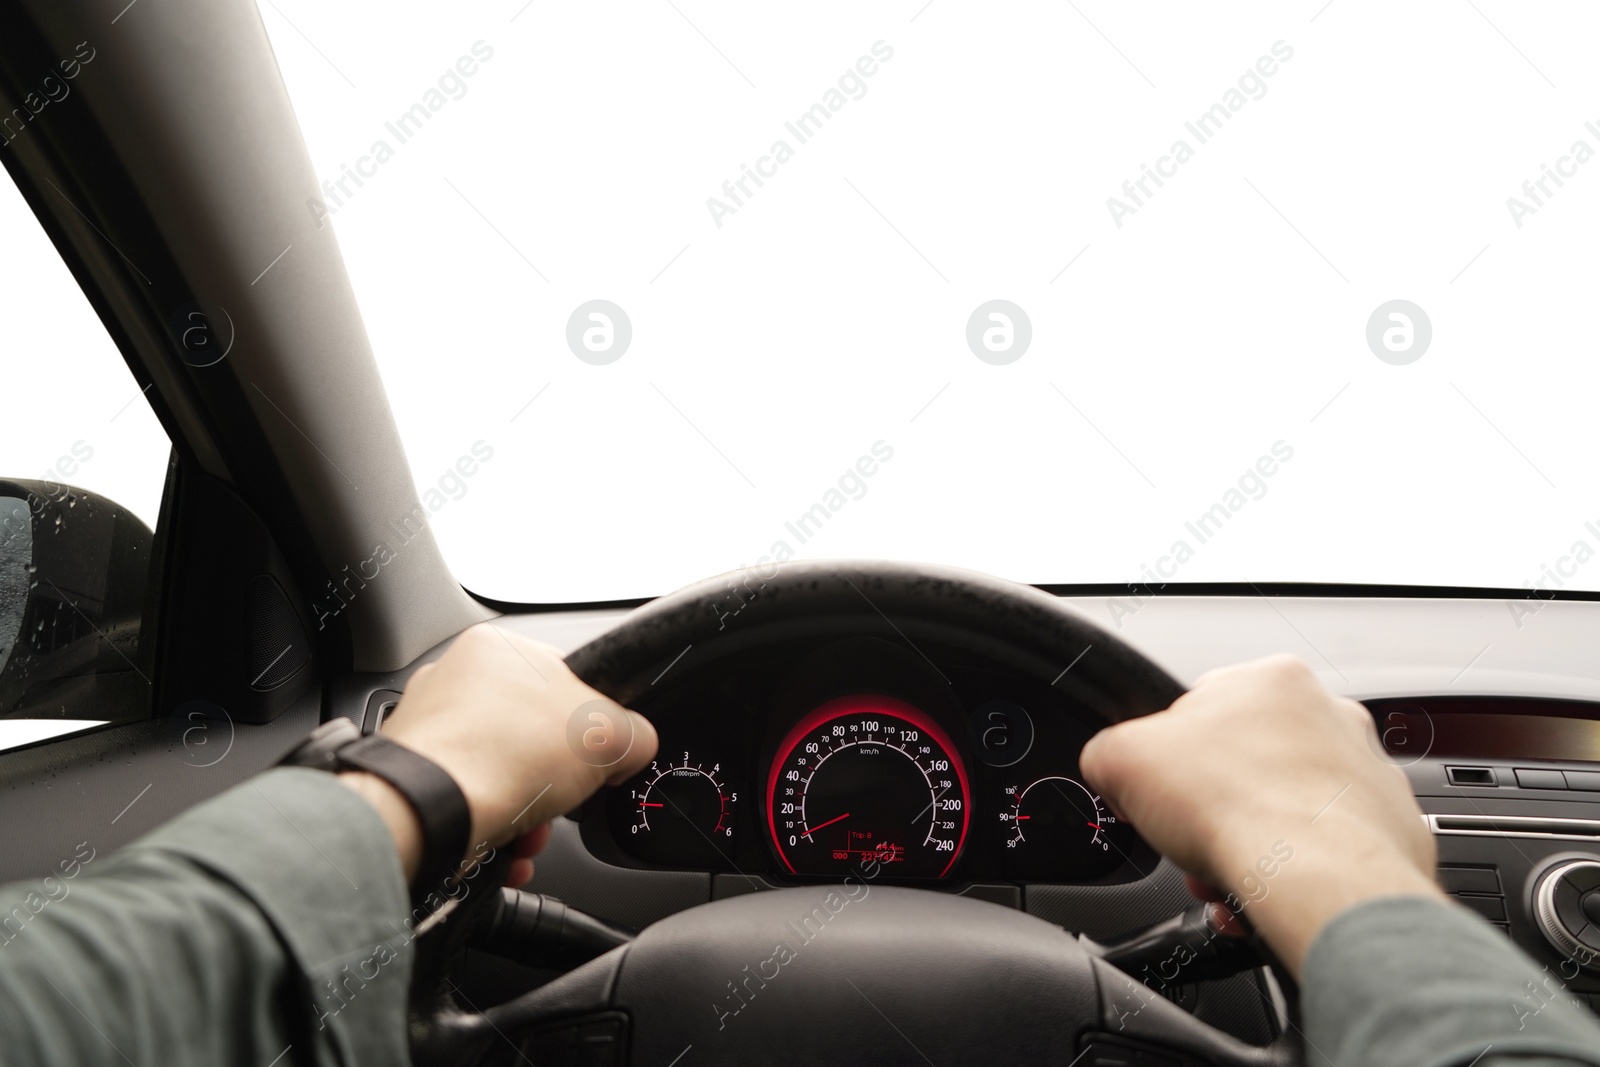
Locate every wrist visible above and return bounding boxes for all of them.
[1220,833,1443,976]
[280,718,473,908]
[339,771,423,882]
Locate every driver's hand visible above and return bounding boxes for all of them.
[339,623,657,887]
[1079,654,1442,976]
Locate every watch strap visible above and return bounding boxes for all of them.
[336,733,473,911]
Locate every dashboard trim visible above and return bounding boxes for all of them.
[1429,813,1600,840]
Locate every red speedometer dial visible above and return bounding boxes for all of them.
[766,694,970,878]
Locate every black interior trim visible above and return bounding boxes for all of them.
[470,579,1600,616]
[0,2,355,676]
[1035,580,1600,601]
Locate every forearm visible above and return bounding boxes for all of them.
[1211,809,1447,976]
[0,769,414,1067]
[1303,896,1600,1067]
[0,849,311,1066]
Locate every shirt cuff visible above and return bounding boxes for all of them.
[128,767,415,1065]
[1302,894,1600,1067]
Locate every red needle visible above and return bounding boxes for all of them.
[804,812,851,838]
[641,803,664,808]
[1086,823,1099,830]
[1015,816,1030,821]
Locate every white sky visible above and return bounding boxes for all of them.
[4,2,1597,606]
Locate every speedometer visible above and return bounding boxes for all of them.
[766,694,970,878]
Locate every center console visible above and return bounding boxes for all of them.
[1374,696,1600,1015]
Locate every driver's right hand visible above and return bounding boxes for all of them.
[1080,654,1441,976]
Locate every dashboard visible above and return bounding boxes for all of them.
[576,635,1157,888]
[571,640,1600,1012]
[501,594,1600,1042]
[569,677,1600,1024]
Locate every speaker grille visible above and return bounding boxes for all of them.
[244,574,309,691]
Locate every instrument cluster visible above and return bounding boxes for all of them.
[583,637,1155,886]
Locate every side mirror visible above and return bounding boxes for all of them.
[0,479,154,725]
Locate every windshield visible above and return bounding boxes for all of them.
[265,4,1598,604]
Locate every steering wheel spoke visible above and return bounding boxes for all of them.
[1088,955,1300,1067]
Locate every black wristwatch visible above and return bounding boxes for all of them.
[279,717,472,911]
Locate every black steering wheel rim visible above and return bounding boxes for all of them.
[565,558,1184,719]
[413,560,1301,1067]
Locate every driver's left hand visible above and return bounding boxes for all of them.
[339,622,658,886]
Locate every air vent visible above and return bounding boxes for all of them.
[1430,814,1600,840]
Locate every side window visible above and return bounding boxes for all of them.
[0,173,172,751]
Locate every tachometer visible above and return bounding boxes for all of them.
[633,756,734,838]
[766,695,970,878]
[619,753,737,866]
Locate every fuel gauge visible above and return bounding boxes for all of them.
[1000,775,1123,879]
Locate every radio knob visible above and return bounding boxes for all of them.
[1533,859,1600,968]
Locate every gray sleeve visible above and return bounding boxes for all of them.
[1301,894,1600,1067]
[0,767,416,1067]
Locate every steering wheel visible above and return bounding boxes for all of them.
[410,561,1302,1067]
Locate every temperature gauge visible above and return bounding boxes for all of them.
[1000,775,1122,879]
[621,753,738,866]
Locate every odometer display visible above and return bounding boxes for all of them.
[766,695,970,878]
